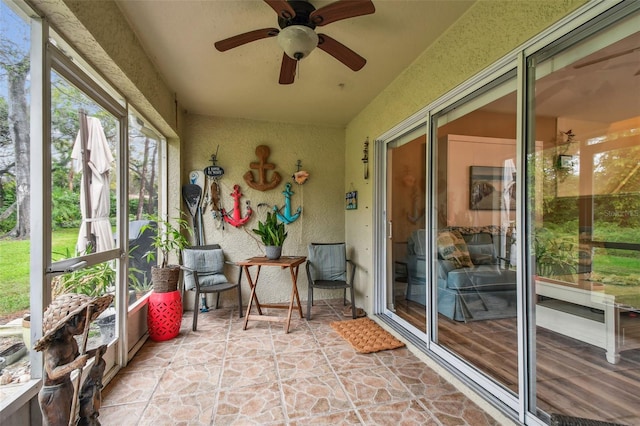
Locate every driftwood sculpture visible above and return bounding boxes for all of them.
[34,293,113,426]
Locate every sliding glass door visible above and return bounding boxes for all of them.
[384,127,427,333]
[526,12,640,423]
[376,3,640,424]
[431,73,520,395]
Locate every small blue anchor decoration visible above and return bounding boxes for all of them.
[273,182,301,224]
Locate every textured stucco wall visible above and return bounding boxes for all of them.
[344,0,587,316]
[183,115,346,306]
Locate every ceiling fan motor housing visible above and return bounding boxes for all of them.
[277,1,322,60]
[278,25,318,60]
[277,1,318,30]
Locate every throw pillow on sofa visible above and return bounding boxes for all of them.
[437,230,474,269]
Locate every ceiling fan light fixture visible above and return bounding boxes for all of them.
[277,25,318,60]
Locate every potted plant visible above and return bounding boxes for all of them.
[52,259,117,298]
[533,228,577,279]
[252,211,288,259]
[142,215,192,293]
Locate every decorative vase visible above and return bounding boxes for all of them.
[265,245,282,260]
[147,290,182,341]
[151,265,180,293]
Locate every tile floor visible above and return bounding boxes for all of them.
[101,299,501,425]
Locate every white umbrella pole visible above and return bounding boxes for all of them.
[79,111,95,253]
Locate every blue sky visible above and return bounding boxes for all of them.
[1,0,30,98]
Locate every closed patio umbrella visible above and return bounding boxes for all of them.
[71,114,115,254]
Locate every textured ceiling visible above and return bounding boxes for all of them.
[115,0,475,126]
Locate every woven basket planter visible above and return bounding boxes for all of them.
[151,265,180,293]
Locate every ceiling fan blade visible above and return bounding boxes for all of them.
[317,34,366,71]
[310,0,375,26]
[264,0,296,19]
[214,28,279,52]
[279,53,297,84]
[574,47,639,69]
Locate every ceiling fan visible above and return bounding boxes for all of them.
[214,0,375,84]
[573,46,640,76]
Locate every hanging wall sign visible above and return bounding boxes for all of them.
[346,191,358,210]
[204,147,225,178]
[205,165,225,178]
[203,151,225,229]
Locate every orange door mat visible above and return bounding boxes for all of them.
[330,317,405,354]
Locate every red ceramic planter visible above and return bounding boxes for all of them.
[147,290,182,341]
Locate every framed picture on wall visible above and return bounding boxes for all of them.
[469,166,516,210]
[346,191,358,210]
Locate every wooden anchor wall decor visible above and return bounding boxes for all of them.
[221,184,253,228]
[244,145,281,191]
[273,182,301,224]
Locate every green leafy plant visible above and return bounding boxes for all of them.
[141,214,192,268]
[252,212,287,246]
[52,260,119,298]
[533,228,578,277]
[129,267,153,293]
[52,247,144,298]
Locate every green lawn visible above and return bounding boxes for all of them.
[1,227,637,318]
[0,228,78,317]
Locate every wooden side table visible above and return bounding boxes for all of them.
[237,256,306,333]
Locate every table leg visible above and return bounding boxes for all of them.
[252,266,263,315]
[284,264,304,333]
[291,264,304,318]
[242,265,263,330]
[605,302,620,364]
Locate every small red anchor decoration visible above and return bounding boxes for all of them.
[221,184,253,228]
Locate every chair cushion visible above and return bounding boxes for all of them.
[467,243,495,265]
[446,265,516,291]
[183,248,226,290]
[308,243,347,282]
[437,230,473,269]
